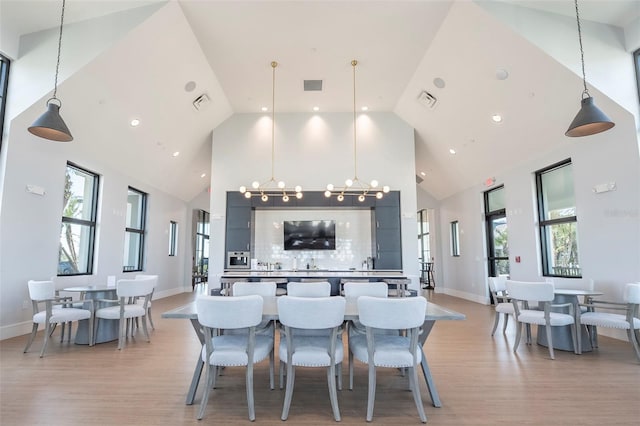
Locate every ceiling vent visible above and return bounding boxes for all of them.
[417,90,437,109]
[192,93,210,111]
[304,80,323,91]
[416,174,424,184]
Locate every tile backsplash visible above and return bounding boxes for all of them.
[253,209,372,270]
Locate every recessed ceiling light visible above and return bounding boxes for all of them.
[130,119,140,127]
[433,77,446,89]
[361,106,369,111]
[491,114,503,123]
[496,68,509,80]
[184,81,196,92]
[261,106,268,112]
[172,151,180,157]
[420,171,426,176]
[449,148,456,155]
[313,106,320,112]
[200,173,206,178]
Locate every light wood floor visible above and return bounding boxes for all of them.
[1,288,639,425]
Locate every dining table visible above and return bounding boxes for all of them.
[61,286,119,344]
[161,296,465,408]
[536,288,603,352]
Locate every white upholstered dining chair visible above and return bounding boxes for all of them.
[488,276,514,336]
[93,277,155,349]
[506,280,579,359]
[576,283,640,361]
[24,280,94,357]
[196,295,273,421]
[134,274,158,331]
[343,281,389,390]
[349,296,428,423]
[286,281,331,297]
[277,296,346,422]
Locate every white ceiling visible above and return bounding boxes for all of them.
[1,0,638,201]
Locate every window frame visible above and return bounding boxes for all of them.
[535,159,581,278]
[169,220,178,256]
[58,162,99,276]
[634,48,640,105]
[123,186,147,273]
[450,220,460,257]
[484,185,509,277]
[0,53,10,153]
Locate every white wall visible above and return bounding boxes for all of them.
[0,110,189,340]
[210,112,418,286]
[437,112,640,338]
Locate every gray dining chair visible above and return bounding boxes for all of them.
[506,280,579,359]
[196,295,273,421]
[488,276,514,336]
[24,280,94,357]
[277,296,346,421]
[349,295,428,423]
[93,277,155,349]
[576,282,640,361]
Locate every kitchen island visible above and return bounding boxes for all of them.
[219,270,409,296]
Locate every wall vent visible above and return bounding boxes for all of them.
[417,90,437,109]
[192,93,210,111]
[304,80,323,91]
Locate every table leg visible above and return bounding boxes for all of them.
[419,321,441,407]
[185,318,205,405]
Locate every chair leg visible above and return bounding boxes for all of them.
[513,321,522,352]
[327,363,341,422]
[279,360,285,390]
[591,325,599,348]
[349,350,354,390]
[197,363,215,420]
[337,362,342,391]
[572,323,580,355]
[502,314,509,334]
[491,312,500,336]
[141,315,150,342]
[545,324,555,360]
[147,308,155,330]
[118,317,126,350]
[366,362,377,422]
[409,366,427,423]
[627,328,640,362]
[269,347,275,390]
[88,315,94,347]
[281,364,295,421]
[60,322,65,343]
[93,316,100,346]
[246,361,255,421]
[24,323,39,353]
[40,322,52,358]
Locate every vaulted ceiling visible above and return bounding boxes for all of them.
[2,0,638,202]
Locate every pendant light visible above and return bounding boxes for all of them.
[324,60,389,202]
[565,0,614,137]
[28,0,73,142]
[239,61,303,202]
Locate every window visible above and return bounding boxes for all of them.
[634,48,640,104]
[536,159,581,277]
[417,209,431,263]
[0,53,10,152]
[123,187,147,272]
[194,210,210,275]
[169,221,178,256]
[484,186,509,277]
[450,221,460,257]
[58,163,99,276]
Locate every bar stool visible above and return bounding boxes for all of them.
[261,278,288,295]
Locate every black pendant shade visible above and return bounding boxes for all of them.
[28,101,73,142]
[565,96,615,137]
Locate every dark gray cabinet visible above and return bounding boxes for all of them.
[225,193,251,256]
[373,191,402,269]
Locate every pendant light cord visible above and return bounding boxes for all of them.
[271,61,277,181]
[52,0,66,101]
[352,60,358,181]
[574,0,589,98]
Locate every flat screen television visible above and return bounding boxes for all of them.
[283,220,336,250]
